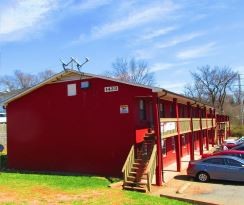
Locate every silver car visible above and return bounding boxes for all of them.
[187,155,244,182]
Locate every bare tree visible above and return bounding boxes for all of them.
[185,65,238,113]
[106,58,155,86]
[0,69,55,92]
[37,69,55,82]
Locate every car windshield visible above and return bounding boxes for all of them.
[0,113,6,117]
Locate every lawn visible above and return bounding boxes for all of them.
[0,155,190,204]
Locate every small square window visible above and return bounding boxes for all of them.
[67,84,77,96]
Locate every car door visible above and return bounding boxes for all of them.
[203,158,226,180]
[224,158,244,182]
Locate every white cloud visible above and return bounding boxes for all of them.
[139,26,177,41]
[158,81,186,93]
[157,32,204,48]
[150,61,190,72]
[90,1,179,39]
[234,66,244,74]
[134,49,154,60]
[151,63,175,72]
[0,0,58,42]
[74,0,112,11]
[176,42,216,60]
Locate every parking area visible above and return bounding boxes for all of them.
[153,170,244,205]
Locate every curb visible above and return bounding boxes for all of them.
[160,194,219,205]
[176,182,191,194]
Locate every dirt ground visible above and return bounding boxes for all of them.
[0,185,125,204]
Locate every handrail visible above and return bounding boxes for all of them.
[122,145,135,183]
[145,145,157,192]
[160,118,216,138]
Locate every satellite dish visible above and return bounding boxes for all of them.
[0,144,4,152]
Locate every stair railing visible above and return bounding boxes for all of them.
[145,144,157,192]
[122,145,135,183]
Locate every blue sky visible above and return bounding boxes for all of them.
[0,0,244,93]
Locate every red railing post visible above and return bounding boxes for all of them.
[152,94,162,186]
[173,98,181,172]
[228,116,231,137]
[187,102,194,161]
[197,105,203,155]
[210,108,214,147]
[205,107,209,150]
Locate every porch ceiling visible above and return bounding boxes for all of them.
[156,89,213,110]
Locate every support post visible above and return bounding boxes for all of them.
[187,102,194,161]
[228,116,231,137]
[204,107,209,150]
[210,108,214,147]
[152,94,162,186]
[173,98,181,172]
[213,109,218,145]
[197,105,204,155]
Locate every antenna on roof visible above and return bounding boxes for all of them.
[60,57,89,72]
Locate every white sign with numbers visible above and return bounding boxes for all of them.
[104,86,119,92]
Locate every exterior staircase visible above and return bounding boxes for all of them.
[122,134,157,192]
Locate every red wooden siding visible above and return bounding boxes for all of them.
[7,78,153,177]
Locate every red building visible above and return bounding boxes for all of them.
[3,69,230,192]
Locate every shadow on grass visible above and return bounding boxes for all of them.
[0,154,121,183]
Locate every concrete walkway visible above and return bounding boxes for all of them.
[149,145,244,205]
[162,146,216,183]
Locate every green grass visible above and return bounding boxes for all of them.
[0,171,190,204]
[0,154,190,204]
[231,124,244,137]
[0,172,110,190]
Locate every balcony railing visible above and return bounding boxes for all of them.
[160,118,216,139]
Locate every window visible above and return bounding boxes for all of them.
[225,158,243,167]
[67,84,77,96]
[159,103,165,118]
[233,145,244,151]
[139,100,146,121]
[203,158,225,165]
[229,153,244,159]
[172,137,176,153]
[162,139,167,157]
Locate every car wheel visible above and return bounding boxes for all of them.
[196,172,209,182]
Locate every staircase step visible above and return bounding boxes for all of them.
[129,171,137,175]
[125,180,147,186]
[135,159,143,163]
[123,185,147,193]
[133,162,141,166]
[127,176,136,181]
